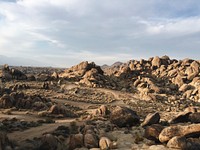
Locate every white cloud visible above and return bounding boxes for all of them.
[146,17,200,35]
[0,0,200,67]
[39,50,134,67]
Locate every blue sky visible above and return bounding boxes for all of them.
[0,0,200,67]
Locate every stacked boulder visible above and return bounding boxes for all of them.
[0,64,27,81]
[143,107,200,149]
[0,92,51,110]
[103,56,200,102]
[60,61,113,88]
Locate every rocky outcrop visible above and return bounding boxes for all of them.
[0,92,51,110]
[10,68,27,80]
[0,65,27,81]
[60,61,103,79]
[100,56,200,103]
[57,56,200,103]
[59,61,113,88]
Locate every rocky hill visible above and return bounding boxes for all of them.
[59,61,115,88]
[58,56,200,103]
[0,57,200,150]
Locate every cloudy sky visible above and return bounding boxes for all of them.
[0,0,200,67]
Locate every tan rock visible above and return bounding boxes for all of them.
[144,124,164,142]
[152,56,161,69]
[191,61,200,72]
[159,124,200,143]
[148,145,168,150]
[167,136,186,149]
[99,105,109,116]
[179,84,191,92]
[99,137,112,150]
[184,106,197,113]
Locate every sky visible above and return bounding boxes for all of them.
[0,0,200,67]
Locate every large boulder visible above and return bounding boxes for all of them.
[167,136,187,149]
[159,124,200,143]
[152,56,161,69]
[144,124,164,142]
[173,74,185,87]
[191,61,199,72]
[110,106,140,127]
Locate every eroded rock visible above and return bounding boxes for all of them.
[159,124,200,143]
[144,124,164,142]
[110,106,140,127]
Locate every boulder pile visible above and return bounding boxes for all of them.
[143,106,200,149]
[58,56,200,103]
[102,56,200,102]
[0,64,27,81]
[60,61,114,88]
[0,92,51,110]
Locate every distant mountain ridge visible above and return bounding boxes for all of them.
[101,61,124,75]
[0,55,46,67]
